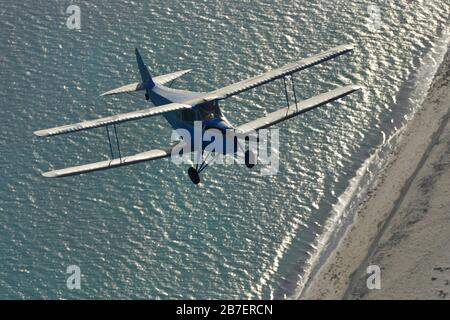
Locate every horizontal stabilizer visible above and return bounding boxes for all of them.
[153,69,192,86]
[100,69,192,96]
[99,82,146,96]
[42,145,177,177]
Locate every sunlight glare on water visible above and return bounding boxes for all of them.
[0,0,448,299]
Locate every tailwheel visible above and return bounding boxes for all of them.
[145,92,149,100]
[245,150,256,168]
[188,167,200,185]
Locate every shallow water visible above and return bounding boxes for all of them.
[0,0,449,299]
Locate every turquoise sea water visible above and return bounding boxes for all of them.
[0,0,449,299]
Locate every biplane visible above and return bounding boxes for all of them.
[34,44,360,184]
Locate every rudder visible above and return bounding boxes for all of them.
[135,48,155,88]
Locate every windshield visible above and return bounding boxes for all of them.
[199,101,222,121]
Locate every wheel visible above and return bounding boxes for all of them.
[145,92,149,100]
[188,167,200,184]
[245,150,256,168]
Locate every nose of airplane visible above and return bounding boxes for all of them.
[203,119,233,131]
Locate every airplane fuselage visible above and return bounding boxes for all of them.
[148,84,237,154]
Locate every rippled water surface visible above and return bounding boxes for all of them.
[0,0,449,298]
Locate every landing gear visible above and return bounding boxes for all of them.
[145,92,149,101]
[188,167,200,184]
[245,150,256,168]
[187,150,219,185]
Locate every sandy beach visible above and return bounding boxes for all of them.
[302,47,450,300]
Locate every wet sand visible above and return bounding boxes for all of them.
[302,48,450,300]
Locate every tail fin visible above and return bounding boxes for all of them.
[135,48,155,88]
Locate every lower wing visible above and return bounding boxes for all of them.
[42,144,178,178]
[235,85,361,134]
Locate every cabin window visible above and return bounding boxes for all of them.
[181,109,200,122]
[199,101,221,121]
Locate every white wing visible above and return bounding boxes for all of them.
[35,45,355,138]
[42,145,178,177]
[33,102,192,137]
[203,44,355,101]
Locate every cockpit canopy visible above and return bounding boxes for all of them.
[181,101,222,124]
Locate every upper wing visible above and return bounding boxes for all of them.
[203,44,355,101]
[235,85,361,134]
[99,44,355,101]
[34,102,191,137]
[34,45,354,138]
[100,69,192,96]
[42,144,177,177]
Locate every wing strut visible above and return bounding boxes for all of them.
[105,124,122,162]
[283,74,298,115]
[281,75,300,116]
[291,75,299,111]
[106,126,114,159]
[282,77,290,111]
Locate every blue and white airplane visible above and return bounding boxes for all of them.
[34,44,360,184]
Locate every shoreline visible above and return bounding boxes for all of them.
[301,46,450,299]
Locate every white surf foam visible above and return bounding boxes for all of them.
[295,25,450,299]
